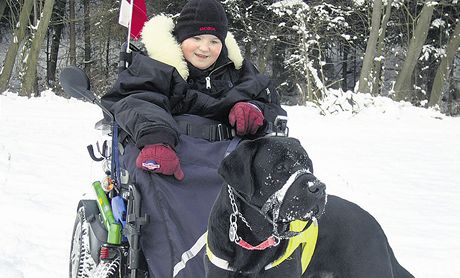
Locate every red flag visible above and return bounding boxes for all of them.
[131,0,147,40]
[119,0,148,40]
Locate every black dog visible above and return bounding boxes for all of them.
[205,137,413,278]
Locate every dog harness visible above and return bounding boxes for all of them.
[206,219,319,274]
[265,219,318,273]
[227,169,316,242]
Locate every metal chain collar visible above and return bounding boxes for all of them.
[227,181,312,245]
[227,185,252,243]
[227,185,282,250]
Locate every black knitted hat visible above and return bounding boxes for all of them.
[174,0,228,43]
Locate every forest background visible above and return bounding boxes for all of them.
[0,0,459,115]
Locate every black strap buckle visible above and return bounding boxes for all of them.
[178,121,233,142]
[217,124,223,141]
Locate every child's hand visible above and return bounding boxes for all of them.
[136,144,184,181]
[229,102,264,136]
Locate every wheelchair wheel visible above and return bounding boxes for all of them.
[69,206,97,278]
[93,257,121,278]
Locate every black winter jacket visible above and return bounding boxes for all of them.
[101,15,286,148]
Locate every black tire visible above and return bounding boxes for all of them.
[69,206,97,278]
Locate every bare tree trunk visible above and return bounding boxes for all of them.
[257,42,273,74]
[0,0,34,93]
[372,0,393,96]
[428,19,460,107]
[304,54,314,103]
[0,0,8,42]
[0,1,7,21]
[244,41,252,61]
[83,0,91,73]
[357,0,383,94]
[341,44,349,91]
[394,2,434,101]
[69,0,76,65]
[353,48,357,87]
[105,35,110,78]
[21,0,56,96]
[315,44,327,99]
[47,0,67,86]
[273,40,287,91]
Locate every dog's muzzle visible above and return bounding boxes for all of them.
[227,168,325,244]
[261,169,312,220]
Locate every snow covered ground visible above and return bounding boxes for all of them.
[0,90,459,277]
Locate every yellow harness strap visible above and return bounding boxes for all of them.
[265,219,318,274]
[206,219,318,274]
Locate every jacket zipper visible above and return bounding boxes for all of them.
[206,61,233,89]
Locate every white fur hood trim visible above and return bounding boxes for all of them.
[141,15,244,80]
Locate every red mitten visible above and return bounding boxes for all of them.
[229,102,264,136]
[136,144,184,181]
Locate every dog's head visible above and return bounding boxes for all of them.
[219,137,326,225]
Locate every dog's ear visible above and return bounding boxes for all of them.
[218,140,258,199]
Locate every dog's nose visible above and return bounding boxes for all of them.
[308,179,326,194]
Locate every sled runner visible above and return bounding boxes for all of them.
[60,44,288,278]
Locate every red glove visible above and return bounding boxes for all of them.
[229,102,264,136]
[136,144,184,181]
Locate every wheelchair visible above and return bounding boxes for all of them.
[60,44,288,278]
[62,44,150,278]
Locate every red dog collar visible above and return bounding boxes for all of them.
[235,235,280,251]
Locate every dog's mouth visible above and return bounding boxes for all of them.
[277,199,326,223]
[265,201,324,239]
[288,205,318,222]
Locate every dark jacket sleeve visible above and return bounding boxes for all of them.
[174,59,286,129]
[241,61,287,126]
[101,52,187,148]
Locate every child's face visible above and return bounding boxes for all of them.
[181,34,223,70]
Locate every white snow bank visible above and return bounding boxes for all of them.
[0,91,459,277]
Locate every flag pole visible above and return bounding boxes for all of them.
[126,0,134,54]
[120,0,147,56]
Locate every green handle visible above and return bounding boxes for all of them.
[92,181,122,244]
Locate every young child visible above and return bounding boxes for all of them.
[102,0,286,181]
